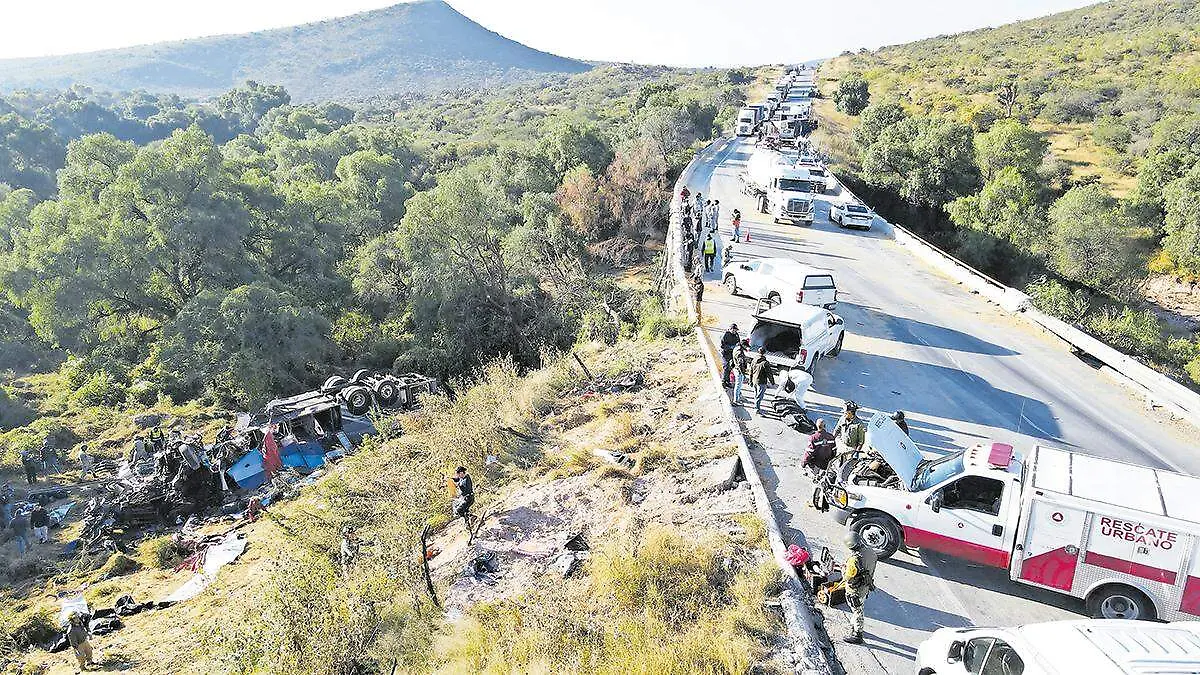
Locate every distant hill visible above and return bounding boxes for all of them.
[820,0,1200,195]
[0,0,591,101]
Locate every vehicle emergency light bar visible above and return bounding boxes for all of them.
[988,442,1014,468]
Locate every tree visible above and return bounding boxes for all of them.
[834,74,870,115]
[1048,185,1144,297]
[555,165,605,240]
[854,103,907,148]
[637,106,693,169]
[0,113,65,197]
[995,81,1019,118]
[603,141,669,244]
[217,81,291,135]
[157,282,332,406]
[861,117,978,208]
[946,166,1047,257]
[974,119,1047,181]
[537,122,613,178]
[1162,165,1200,275]
[335,149,414,228]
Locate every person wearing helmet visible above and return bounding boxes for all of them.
[834,401,866,455]
[842,530,877,644]
[891,411,909,436]
[66,611,95,670]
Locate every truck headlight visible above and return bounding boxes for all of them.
[832,487,849,508]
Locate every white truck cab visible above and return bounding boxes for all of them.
[917,620,1200,675]
[830,417,1200,621]
[739,148,816,225]
[736,107,758,137]
[747,302,845,373]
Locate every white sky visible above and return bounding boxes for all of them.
[0,0,1099,65]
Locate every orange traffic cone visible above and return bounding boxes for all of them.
[745,229,751,243]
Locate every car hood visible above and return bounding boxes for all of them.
[865,412,923,490]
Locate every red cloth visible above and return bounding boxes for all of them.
[261,427,282,478]
[785,544,810,567]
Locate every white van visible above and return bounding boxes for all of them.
[916,620,1200,675]
[721,257,838,309]
[747,302,845,373]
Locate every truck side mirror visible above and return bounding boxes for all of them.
[929,492,943,513]
[947,641,964,663]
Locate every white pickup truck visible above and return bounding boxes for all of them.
[721,257,838,309]
[739,148,816,225]
[829,414,1200,621]
[747,302,844,374]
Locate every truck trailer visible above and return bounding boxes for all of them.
[738,148,816,225]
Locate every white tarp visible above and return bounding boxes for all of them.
[162,534,247,603]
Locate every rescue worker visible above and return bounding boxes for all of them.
[0,482,11,523]
[20,448,38,485]
[749,347,775,415]
[842,530,877,644]
[78,444,95,481]
[691,271,705,323]
[680,185,690,203]
[731,340,749,406]
[709,199,721,234]
[66,611,95,670]
[30,503,49,544]
[803,419,837,472]
[450,466,476,527]
[9,511,30,555]
[891,410,909,436]
[693,192,704,226]
[702,233,716,272]
[41,439,60,474]
[834,401,866,456]
[720,323,740,387]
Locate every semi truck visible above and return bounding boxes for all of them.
[738,148,816,225]
[828,414,1200,622]
[735,106,759,137]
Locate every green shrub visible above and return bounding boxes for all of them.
[125,380,160,407]
[95,553,142,580]
[1085,306,1165,359]
[0,607,57,652]
[69,372,127,409]
[636,296,689,340]
[1187,355,1200,386]
[137,536,184,570]
[1026,276,1091,323]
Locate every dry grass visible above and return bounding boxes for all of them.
[1031,120,1138,197]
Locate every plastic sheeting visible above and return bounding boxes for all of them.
[162,534,247,603]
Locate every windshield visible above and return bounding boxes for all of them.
[846,205,869,214]
[739,116,753,123]
[912,451,965,491]
[778,178,813,193]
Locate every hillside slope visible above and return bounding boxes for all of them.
[822,0,1200,195]
[0,0,591,101]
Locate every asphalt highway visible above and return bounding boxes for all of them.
[687,132,1200,673]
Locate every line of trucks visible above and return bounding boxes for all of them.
[736,67,817,144]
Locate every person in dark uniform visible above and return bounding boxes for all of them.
[450,466,476,527]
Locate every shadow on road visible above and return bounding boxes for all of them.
[820,350,1062,441]
[839,302,1018,357]
[888,554,1087,617]
[869,587,972,631]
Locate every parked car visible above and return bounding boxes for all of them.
[830,202,874,230]
[722,257,838,309]
[916,619,1200,675]
[747,301,844,374]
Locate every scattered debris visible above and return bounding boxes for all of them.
[162,533,248,603]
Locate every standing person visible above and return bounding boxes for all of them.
[41,439,60,475]
[679,185,690,204]
[66,612,96,671]
[691,272,705,324]
[803,419,837,472]
[731,209,742,242]
[719,323,740,388]
[0,483,12,523]
[834,401,867,456]
[710,199,721,234]
[9,511,30,555]
[842,531,877,645]
[20,449,38,485]
[891,411,909,436]
[702,233,716,272]
[30,503,49,544]
[732,340,749,406]
[78,444,95,481]
[749,347,775,415]
[450,466,476,529]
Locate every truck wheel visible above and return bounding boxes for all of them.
[351,369,371,384]
[851,514,902,560]
[724,274,739,295]
[373,379,400,407]
[343,386,372,415]
[322,375,347,393]
[829,332,844,357]
[1086,585,1156,621]
[767,292,781,307]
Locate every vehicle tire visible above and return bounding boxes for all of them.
[767,292,781,307]
[851,514,902,560]
[343,386,372,415]
[350,368,371,384]
[724,274,739,295]
[373,379,400,407]
[321,375,347,393]
[1086,584,1156,621]
[829,332,844,357]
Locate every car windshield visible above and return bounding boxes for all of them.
[779,178,812,193]
[739,116,753,123]
[912,451,965,490]
[846,205,869,214]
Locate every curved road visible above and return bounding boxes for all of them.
[688,134,1200,673]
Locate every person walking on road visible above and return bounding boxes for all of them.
[694,193,704,226]
[720,324,740,388]
[842,530,877,644]
[731,209,742,242]
[749,347,775,415]
[702,234,716,272]
[691,272,705,324]
[803,419,837,472]
[680,185,690,204]
[709,199,721,234]
[731,340,749,406]
[834,401,867,456]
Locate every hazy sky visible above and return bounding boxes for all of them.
[0,0,1098,64]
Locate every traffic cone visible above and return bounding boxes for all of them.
[745,229,751,243]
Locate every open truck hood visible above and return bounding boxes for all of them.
[865,412,923,491]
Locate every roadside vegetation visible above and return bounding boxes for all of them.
[812,0,1200,387]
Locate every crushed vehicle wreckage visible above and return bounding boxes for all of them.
[75,373,438,551]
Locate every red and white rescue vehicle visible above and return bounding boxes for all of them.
[829,413,1200,621]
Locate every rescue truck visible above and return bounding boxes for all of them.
[829,413,1200,621]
